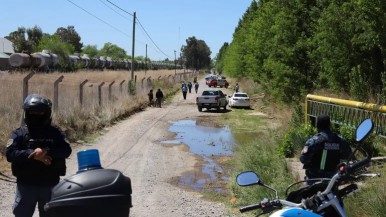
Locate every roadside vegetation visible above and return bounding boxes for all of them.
[216,1,386,216]
[217,79,295,209]
[218,78,386,216]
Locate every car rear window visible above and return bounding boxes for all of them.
[203,91,218,96]
[235,94,248,97]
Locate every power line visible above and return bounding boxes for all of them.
[66,0,172,59]
[97,0,151,51]
[98,0,132,22]
[66,0,131,38]
[135,17,171,59]
[105,0,171,59]
[106,0,133,16]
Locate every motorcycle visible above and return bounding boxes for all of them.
[236,118,383,217]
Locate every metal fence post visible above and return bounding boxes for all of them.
[108,81,115,100]
[53,75,64,112]
[98,82,105,106]
[22,71,35,103]
[119,80,125,93]
[147,76,151,87]
[80,79,88,106]
[141,77,146,89]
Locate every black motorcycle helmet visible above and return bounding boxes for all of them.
[23,94,52,128]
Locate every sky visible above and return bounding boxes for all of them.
[1,0,252,61]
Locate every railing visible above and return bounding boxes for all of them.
[305,94,386,137]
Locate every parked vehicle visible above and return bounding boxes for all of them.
[207,79,217,87]
[208,79,229,88]
[217,79,229,88]
[205,74,217,85]
[228,92,250,108]
[236,119,383,217]
[196,89,228,112]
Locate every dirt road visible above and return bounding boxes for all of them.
[0,78,237,217]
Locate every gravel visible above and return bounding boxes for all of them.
[0,79,241,217]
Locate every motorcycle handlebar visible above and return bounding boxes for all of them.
[240,203,262,213]
[346,157,371,174]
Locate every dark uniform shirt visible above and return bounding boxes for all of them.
[6,126,72,186]
[148,92,154,100]
[156,90,164,99]
[300,130,351,179]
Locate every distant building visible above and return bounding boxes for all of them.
[0,37,14,54]
[0,37,14,70]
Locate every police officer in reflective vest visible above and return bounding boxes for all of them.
[300,115,352,183]
[6,94,72,217]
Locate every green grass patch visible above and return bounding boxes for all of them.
[221,106,296,210]
[229,132,294,208]
[344,165,386,217]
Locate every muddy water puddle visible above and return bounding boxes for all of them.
[162,119,235,193]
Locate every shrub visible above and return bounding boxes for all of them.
[278,124,316,157]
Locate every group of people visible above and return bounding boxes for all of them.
[181,81,199,100]
[147,89,164,108]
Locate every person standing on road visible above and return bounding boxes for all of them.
[155,89,164,108]
[234,83,239,93]
[148,89,154,107]
[194,81,199,93]
[182,85,188,100]
[300,114,352,184]
[6,94,72,217]
[187,81,192,93]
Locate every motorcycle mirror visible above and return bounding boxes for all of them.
[356,119,374,143]
[236,171,261,186]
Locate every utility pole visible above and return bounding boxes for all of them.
[131,11,136,81]
[174,50,176,75]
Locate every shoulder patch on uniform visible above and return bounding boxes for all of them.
[6,139,13,147]
[301,146,308,154]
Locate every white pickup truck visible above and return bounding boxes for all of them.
[196,89,228,112]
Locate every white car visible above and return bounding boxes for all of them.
[228,92,251,108]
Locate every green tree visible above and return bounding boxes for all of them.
[82,45,99,58]
[215,42,229,74]
[37,34,75,71]
[98,42,127,59]
[55,26,83,53]
[223,0,258,78]
[6,27,32,52]
[37,35,74,55]
[5,26,44,53]
[26,26,43,52]
[181,36,211,70]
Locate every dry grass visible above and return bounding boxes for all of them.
[0,69,189,167]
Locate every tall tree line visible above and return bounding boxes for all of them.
[217,0,386,104]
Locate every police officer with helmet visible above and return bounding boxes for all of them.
[300,114,352,184]
[6,94,72,217]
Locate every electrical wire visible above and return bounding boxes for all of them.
[66,0,131,38]
[99,0,132,22]
[98,0,154,52]
[135,17,171,59]
[66,0,172,59]
[105,0,171,59]
[106,0,133,16]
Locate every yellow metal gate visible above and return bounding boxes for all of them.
[305,94,386,137]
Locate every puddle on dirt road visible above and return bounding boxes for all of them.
[162,119,235,193]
